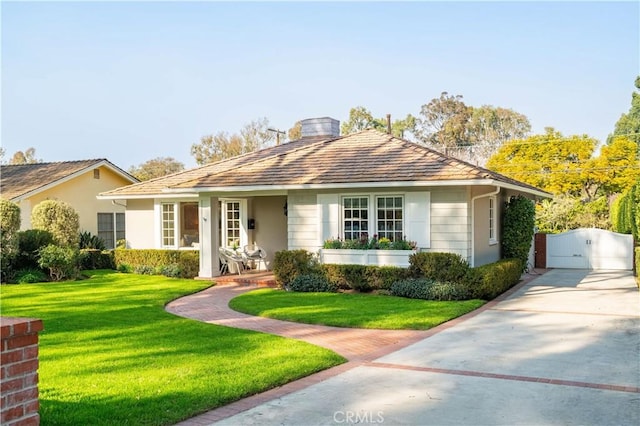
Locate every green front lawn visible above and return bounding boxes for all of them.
[0,271,344,425]
[229,289,485,329]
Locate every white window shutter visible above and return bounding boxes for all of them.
[405,192,430,248]
[317,194,340,244]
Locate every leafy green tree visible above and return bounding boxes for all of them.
[0,199,21,281]
[31,200,80,248]
[341,106,385,135]
[415,92,472,148]
[610,76,640,156]
[486,128,596,195]
[128,157,185,181]
[191,118,275,165]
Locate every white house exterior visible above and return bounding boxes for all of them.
[99,117,549,278]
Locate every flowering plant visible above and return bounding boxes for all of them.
[322,234,416,250]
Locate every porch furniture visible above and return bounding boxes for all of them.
[243,244,269,271]
[220,247,245,275]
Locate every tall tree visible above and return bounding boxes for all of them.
[9,147,40,164]
[610,76,640,157]
[415,92,472,148]
[486,128,596,196]
[341,106,385,135]
[582,136,640,198]
[128,157,185,181]
[191,118,275,165]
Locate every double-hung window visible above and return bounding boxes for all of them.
[342,196,369,240]
[97,212,125,249]
[376,196,403,241]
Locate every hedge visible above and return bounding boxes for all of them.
[113,249,199,278]
[465,258,523,300]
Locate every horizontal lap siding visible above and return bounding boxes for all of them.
[425,189,470,261]
[288,192,319,251]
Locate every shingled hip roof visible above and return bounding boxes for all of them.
[99,130,550,198]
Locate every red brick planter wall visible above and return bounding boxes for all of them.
[1,317,43,426]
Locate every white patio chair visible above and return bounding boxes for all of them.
[220,247,245,276]
[243,244,268,271]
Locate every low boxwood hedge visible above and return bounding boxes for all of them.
[113,249,199,278]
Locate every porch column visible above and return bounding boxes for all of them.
[199,195,221,278]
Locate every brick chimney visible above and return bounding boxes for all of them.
[300,117,340,138]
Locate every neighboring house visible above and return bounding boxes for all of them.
[99,117,550,278]
[1,159,139,249]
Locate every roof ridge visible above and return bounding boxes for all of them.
[169,135,342,189]
[0,158,108,167]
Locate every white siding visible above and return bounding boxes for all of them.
[288,191,319,251]
[424,189,469,261]
[405,192,430,248]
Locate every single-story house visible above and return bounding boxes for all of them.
[99,117,549,278]
[0,159,139,248]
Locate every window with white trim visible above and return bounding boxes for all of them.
[376,196,403,241]
[342,196,369,240]
[489,196,497,244]
[224,201,241,247]
[97,212,125,249]
[161,203,176,247]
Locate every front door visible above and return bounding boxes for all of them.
[220,199,247,250]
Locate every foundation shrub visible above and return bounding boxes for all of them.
[287,274,338,292]
[389,278,433,299]
[273,250,319,288]
[409,252,469,282]
[322,264,369,291]
[466,258,523,300]
[364,266,411,290]
[79,249,116,270]
[113,249,199,278]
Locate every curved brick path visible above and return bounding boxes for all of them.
[166,273,547,425]
[166,283,430,362]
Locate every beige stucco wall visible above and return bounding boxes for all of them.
[20,166,132,234]
[124,199,155,249]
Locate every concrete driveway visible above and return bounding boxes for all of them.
[215,269,640,425]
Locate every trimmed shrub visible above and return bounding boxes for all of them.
[466,258,523,300]
[159,263,182,278]
[287,274,337,292]
[319,264,410,292]
[79,249,115,270]
[31,200,80,248]
[408,252,469,282]
[273,250,319,288]
[0,199,21,282]
[502,195,535,272]
[134,265,156,275]
[113,249,199,278]
[363,266,411,290]
[425,281,473,301]
[390,278,433,299]
[38,244,80,281]
[322,264,369,291]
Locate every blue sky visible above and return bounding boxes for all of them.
[2,1,638,170]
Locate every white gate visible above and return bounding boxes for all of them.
[547,228,634,270]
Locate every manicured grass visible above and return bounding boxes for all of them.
[229,289,486,330]
[0,271,344,425]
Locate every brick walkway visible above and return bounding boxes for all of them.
[166,272,546,425]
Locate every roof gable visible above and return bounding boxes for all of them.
[0,159,138,201]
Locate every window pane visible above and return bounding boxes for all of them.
[342,197,369,240]
[376,196,404,240]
